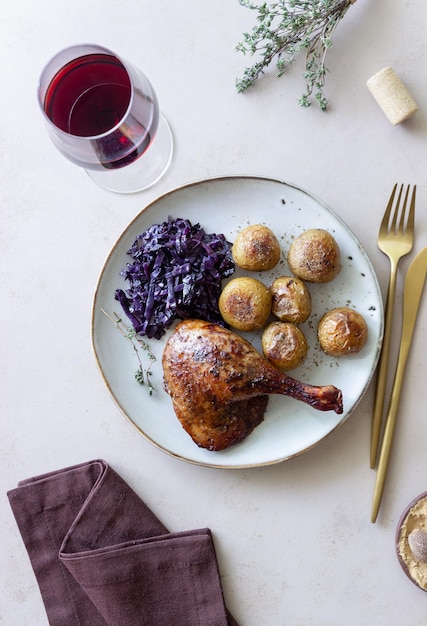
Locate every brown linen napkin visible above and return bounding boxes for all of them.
[7,459,239,626]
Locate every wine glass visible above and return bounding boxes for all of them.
[38,44,173,193]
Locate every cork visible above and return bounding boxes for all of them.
[366,67,418,125]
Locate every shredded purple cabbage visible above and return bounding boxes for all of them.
[115,217,235,339]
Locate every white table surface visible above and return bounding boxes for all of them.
[2,1,427,624]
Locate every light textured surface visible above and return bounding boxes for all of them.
[2,1,427,624]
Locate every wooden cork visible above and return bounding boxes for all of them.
[367,67,418,125]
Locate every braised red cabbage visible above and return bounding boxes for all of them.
[115,217,235,339]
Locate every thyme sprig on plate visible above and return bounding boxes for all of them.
[235,0,356,110]
[101,310,156,396]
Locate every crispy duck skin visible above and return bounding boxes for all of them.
[162,319,343,451]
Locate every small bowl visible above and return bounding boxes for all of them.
[396,491,427,591]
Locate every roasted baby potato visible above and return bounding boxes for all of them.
[270,276,312,323]
[317,307,368,356]
[219,277,272,331]
[287,229,341,283]
[232,224,281,271]
[262,321,308,370]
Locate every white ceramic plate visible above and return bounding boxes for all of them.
[91,176,383,468]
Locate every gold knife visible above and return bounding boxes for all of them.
[371,246,427,523]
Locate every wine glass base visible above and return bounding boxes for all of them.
[85,114,174,194]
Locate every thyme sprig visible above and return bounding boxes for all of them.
[235,0,356,110]
[101,310,156,396]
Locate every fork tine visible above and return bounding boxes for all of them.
[407,185,416,232]
[396,184,416,234]
[395,185,409,233]
[390,184,404,233]
[381,183,398,231]
[381,184,416,235]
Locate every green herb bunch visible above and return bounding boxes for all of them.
[235,0,356,110]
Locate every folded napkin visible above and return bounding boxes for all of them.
[7,459,238,626]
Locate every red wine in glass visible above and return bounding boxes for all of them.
[38,45,173,192]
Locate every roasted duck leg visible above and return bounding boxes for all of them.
[163,319,343,451]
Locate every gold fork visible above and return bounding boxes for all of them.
[370,184,416,469]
